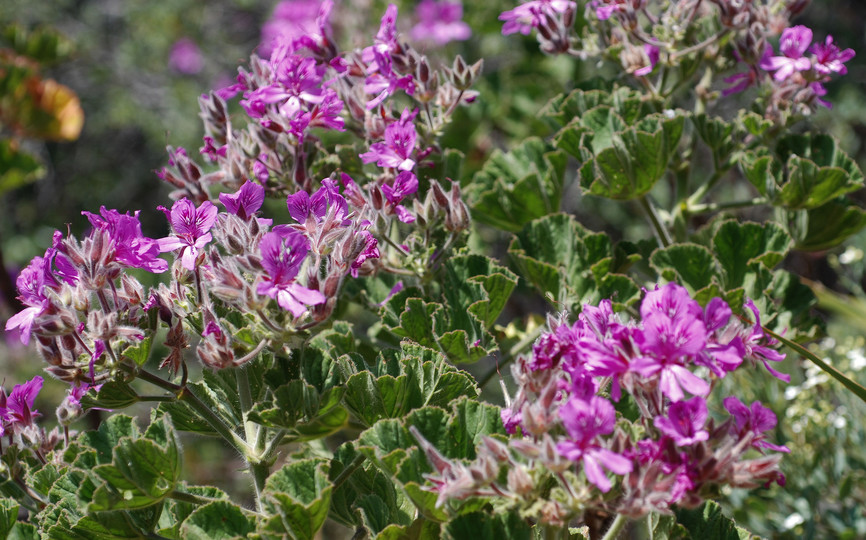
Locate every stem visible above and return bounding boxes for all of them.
[332,453,367,490]
[168,489,221,506]
[137,395,177,403]
[256,309,284,333]
[638,196,672,248]
[250,462,269,514]
[179,388,250,453]
[236,367,259,448]
[764,327,866,404]
[688,197,767,214]
[601,513,630,540]
[670,30,727,61]
[119,362,250,452]
[687,167,728,206]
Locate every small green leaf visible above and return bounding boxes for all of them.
[178,501,255,540]
[262,458,332,540]
[443,511,532,540]
[788,199,866,251]
[712,220,791,288]
[509,214,640,310]
[376,518,441,540]
[579,113,685,200]
[80,380,140,410]
[675,501,754,540]
[466,137,566,232]
[650,243,720,292]
[0,498,18,537]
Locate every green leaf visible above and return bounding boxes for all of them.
[7,522,39,540]
[675,501,754,540]
[343,344,478,427]
[376,518,441,540]
[508,214,640,310]
[0,498,17,537]
[741,134,864,210]
[80,380,140,411]
[89,417,181,511]
[579,113,685,200]
[649,512,690,540]
[261,458,332,540]
[650,243,721,292]
[712,221,791,289]
[466,137,566,232]
[77,415,139,464]
[178,501,255,540]
[693,114,736,168]
[121,330,154,367]
[739,111,772,137]
[442,511,532,540]
[442,254,517,331]
[788,199,866,251]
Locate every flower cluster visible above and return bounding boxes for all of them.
[499,0,854,118]
[419,284,789,523]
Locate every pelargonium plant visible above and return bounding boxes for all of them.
[2,0,865,539]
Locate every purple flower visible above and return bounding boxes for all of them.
[83,207,169,273]
[286,179,351,227]
[308,90,345,131]
[760,25,813,81]
[259,0,324,58]
[5,258,51,344]
[410,0,471,45]
[360,108,418,171]
[654,397,709,446]
[557,395,633,492]
[256,230,326,317]
[200,136,227,162]
[811,35,855,75]
[640,283,704,323]
[157,199,218,271]
[351,230,380,277]
[1,376,43,431]
[169,38,203,75]
[724,396,789,453]
[634,45,660,77]
[219,181,266,220]
[741,299,789,382]
[499,0,576,36]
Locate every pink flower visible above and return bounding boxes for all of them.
[556,395,633,492]
[634,45,660,76]
[157,199,218,271]
[411,0,471,45]
[83,207,168,273]
[259,0,324,58]
[219,181,266,220]
[499,0,576,36]
[760,25,813,81]
[724,396,789,453]
[654,397,709,446]
[0,376,43,434]
[811,35,855,75]
[360,108,418,171]
[256,230,326,317]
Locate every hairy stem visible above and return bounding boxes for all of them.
[601,513,630,540]
[638,195,672,248]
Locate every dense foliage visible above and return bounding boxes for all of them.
[2,0,866,538]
